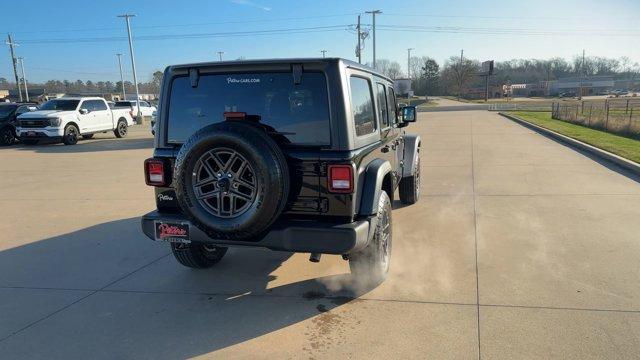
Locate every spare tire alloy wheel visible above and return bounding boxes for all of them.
[193,148,257,218]
[174,122,289,241]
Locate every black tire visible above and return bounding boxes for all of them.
[349,190,392,284]
[171,242,228,269]
[62,124,79,145]
[22,139,39,145]
[0,126,14,146]
[114,119,128,138]
[174,122,289,241]
[399,153,420,205]
[82,134,94,140]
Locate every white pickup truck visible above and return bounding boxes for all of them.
[16,97,134,145]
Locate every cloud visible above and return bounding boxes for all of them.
[230,0,271,11]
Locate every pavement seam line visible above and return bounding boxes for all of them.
[0,253,170,344]
[4,284,639,314]
[471,116,482,360]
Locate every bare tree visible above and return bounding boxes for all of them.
[441,56,478,99]
[368,59,403,79]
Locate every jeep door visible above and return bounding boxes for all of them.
[386,86,405,177]
[374,81,400,186]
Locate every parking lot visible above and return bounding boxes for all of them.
[1,111,640,359]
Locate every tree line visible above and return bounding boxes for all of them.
[0,71,164,96]
[372,55,640,97]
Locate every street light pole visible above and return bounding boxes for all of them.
[117,14,141,119]
[320,50,327,58]
[365,10,382,69]
[116,53,126,100]
[17,57,29,102]
[5,34,22,102]
[356,14,362,64]
[407,48,414,78]
[217,51,224,61]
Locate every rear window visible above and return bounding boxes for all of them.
[114,101,133,108]
[166,72,330,145]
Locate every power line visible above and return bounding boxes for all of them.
[7,13,360,35]
[15,25,351,44]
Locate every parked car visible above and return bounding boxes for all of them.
[113,100,157,117]
[16,97,134,145]
[150,110,157,135]
[0,102,38,145]
[140,58,421,283]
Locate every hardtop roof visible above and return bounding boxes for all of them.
[168,57,393,83]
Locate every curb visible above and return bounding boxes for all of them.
[498,112,640,176]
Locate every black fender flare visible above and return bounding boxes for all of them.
[402,134,421,177]
[358,158,392,216]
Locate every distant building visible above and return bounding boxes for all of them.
[393,78,413,97]
[548,76,614,96]
[8,88,47,103]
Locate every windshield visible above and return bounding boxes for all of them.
[0,105,17,117]
[167,72,330,145]
[39,99,80,111]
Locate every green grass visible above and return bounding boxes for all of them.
[509,111,640,163]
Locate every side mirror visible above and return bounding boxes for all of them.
[79,108,89,115]
[400,105,417,123]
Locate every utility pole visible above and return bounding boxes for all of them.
[356,14,362,64]
[5,34,22,102]
[407,48,414,78]
[365,10,382,69]
[117,14,141,119]
[17,57,29,102]
[116,53,126,100]
[458,50,464,101]
[320,50,327,58]
[579,49,585,100]
[217,51,224,61]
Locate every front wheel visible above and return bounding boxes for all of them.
[349,190,392,284]
[399,154,420,205]
[114,119,128,138]
[171,242,228,269]
[0,126,14,146]
[62,124,79,145]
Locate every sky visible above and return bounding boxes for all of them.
[1,0,639,83]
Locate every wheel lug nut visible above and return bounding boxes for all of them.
[227,173,232,178]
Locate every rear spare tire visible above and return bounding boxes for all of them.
[174,122,289,241]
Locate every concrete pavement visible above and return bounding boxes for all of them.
[1,113,639,359]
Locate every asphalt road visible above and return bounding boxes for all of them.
[1,112,639,359]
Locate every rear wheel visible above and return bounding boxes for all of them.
[63,124,79,145]
[114,119,128,138]
[0,126,14,146]
[170,242,228,269]
[349,190,392,284]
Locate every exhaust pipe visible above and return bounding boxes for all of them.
[309,253,321,263]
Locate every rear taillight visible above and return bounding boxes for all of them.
[328,165,353,193]
[145,158,166,186]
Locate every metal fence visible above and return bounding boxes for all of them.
[552,99,640,136]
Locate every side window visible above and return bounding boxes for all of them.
[92,100,108,111]
[376,83,389,128]
[349,76,376,136]
[386,87,398,124]
[80,101,92,112]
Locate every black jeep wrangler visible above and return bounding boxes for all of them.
[141,58,420,282]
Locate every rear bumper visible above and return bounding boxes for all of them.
[141,211,372,254]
